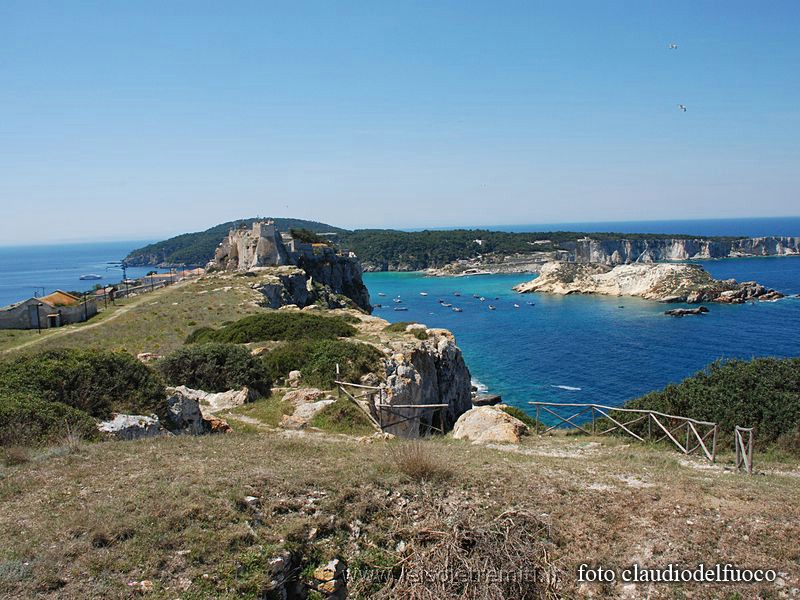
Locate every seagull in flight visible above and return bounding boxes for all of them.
[677,104,687,112]
[668,43,679,49]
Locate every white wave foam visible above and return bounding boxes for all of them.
[472,379,488,394]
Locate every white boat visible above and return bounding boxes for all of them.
[452,307,463,312]
[441,302,452,307]
[488,305,496,310]
[514,303,520,308]
[79,274,103,281]
[420,292,428,296]
[393,298,402,303]
[394,307,408,312]
[378,292,386,297]
[479,297,486,302]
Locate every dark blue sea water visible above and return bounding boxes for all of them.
[365,256,800,417]
[0,241,163,308]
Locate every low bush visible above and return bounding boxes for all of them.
[0,393,99,447]
[625,358,800,454]
[261,339,383,389]
[157,343,271,394]
[0,349,165,418]
[309,399,376,435]
[185,312,357,344]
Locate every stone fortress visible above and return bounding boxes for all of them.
[208,221,371,312]
[210,220,336,271]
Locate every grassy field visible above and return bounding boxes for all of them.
[1,430,798,599]
[0,276,265,357]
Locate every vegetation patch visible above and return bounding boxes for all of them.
[308,399,376,435]
[186,312,356,344]
[383,322,428,340]
[626,358,800,455]
[230,394,294,427]
[388,440,453,482]
[261,339,384,389]
[500,406,542,430]
[157,343,271,394]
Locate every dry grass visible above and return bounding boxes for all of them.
[1,445,30,466]
[0,430,798,598]
[388,440,454,482]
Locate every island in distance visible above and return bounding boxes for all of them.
[513,261,785,304]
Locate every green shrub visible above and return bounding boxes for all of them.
[309,399,376,435]
[625,358,800,454]
[383,322,428,340]
[185,312,356,344]
[0,349,165,419]
[157,343,271,394]
[500,406,540,430]
[262,340,383,389]
[0,393,99,447]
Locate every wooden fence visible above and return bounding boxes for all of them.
[335,371,447,437]
[528,401,719,463]
[734,426,754,475]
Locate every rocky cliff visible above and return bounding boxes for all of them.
[209,221,371,312]
[514,261,784,303]
[564,236,800,265]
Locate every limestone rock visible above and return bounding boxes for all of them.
[280,414,308,430]
[136,352,162,363]
[665,306,709,317]
[515,261,784,304]
[452,406,529,444]
[282,388,325,405]
[382,329,472,438]
[293,399,335,421]
[288,370,302,387]
[97,414,165,440]
[164,392,210,435]
[165,385,258,415]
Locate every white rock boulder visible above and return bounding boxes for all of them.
[452,406,529,444]
[97,414,165,440]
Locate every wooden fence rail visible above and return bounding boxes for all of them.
[335,370,447,437]
[734,426,754,475]
[529,401,718,463]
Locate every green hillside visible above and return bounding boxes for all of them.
[124,218,348,266]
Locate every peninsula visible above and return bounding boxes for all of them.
[513,261,785,303]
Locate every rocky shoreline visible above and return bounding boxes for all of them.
[513,261,784,304]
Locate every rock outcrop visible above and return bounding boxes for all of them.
[564,236,800,265]
[452,406,529,444]
[514,261,784,303]
[209,221,371,311]
[381,328,472,437]
[97,414,165,440]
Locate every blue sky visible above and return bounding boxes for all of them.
[1,1,799,243]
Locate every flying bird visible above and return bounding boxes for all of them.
[677,104,687,112]
[668,43,679,49]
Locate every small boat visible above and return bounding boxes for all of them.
[79,274,103,281]
[488,305,496,310]
[526,301,535,306]
[378,292,386,297]
[618,305,625,309]
[441,302,452,307]
[514,303,520,308]
[420,292,428,296]
[452,307,463,313]
[393,298,402,304]
[454,292,461,297]
[472,294,480,299]
[394,307,409,312]
[479,297,486,302]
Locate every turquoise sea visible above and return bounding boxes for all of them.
[365,256,800,415]
[1,220,799,420]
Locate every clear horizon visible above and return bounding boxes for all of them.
[2,1,799,245]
